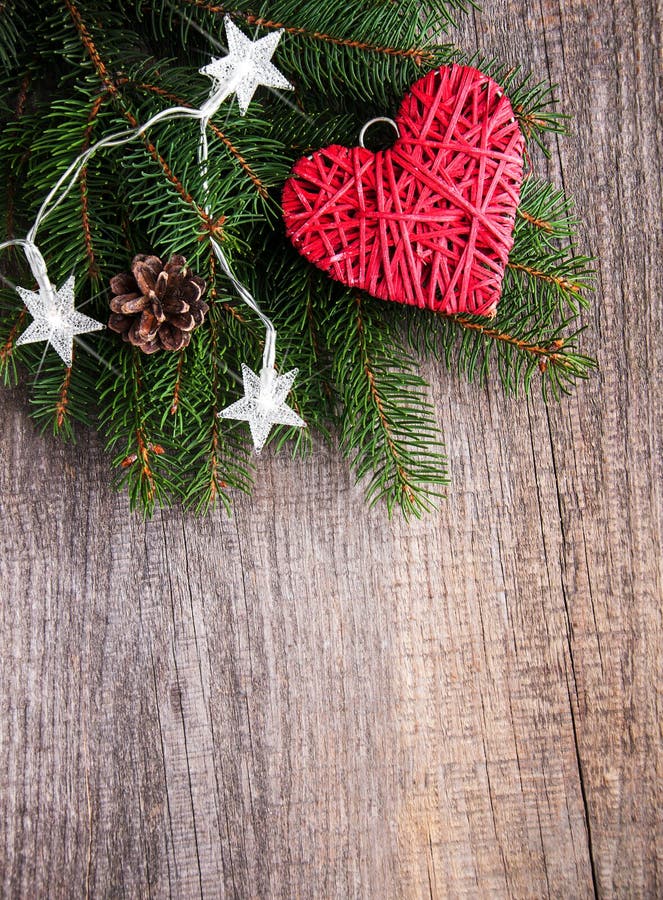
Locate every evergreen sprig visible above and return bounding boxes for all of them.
[0,0,596,517]
[330,291,449,517]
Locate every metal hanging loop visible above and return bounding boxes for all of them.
[358,117,400,149]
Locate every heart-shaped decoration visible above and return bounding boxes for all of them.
[282,65,525,316]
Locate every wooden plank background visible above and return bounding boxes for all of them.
[1,0,661,896]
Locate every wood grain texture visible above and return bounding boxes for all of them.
[1,1,661,897]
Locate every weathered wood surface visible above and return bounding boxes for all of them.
[1,1,661,897]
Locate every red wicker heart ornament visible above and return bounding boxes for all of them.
[282,65,525,316]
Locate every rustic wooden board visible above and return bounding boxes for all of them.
[1,0,661,896]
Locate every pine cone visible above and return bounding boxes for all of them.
[108,254,209,353]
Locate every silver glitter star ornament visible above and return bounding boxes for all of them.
[219,364,306,453]
[15,275,104,367]
[199,16,293,116]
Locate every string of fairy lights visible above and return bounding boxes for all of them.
[0,16,305,452]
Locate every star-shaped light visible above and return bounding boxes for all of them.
[15,275,104,367]
[200,16,293,116]
[218,363,306,453]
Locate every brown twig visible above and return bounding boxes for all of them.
[124,80,268,198]
[0,309,27,363]
[184,0,436,64]
[64,0,218,232]
[135,427,156,502]
[79,93,107,279]
[15,72,31,118]
[452,315,569,366]
[507,261,582,294]
[55,362,73,428]
[169,351,186,416]
[517,208,554,233]
[63,0,116,94]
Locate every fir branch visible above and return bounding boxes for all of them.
[27,353,78,439]
[64,0,218,233]
[507,260,586,298]
[79,92,108,280]
[254,247,337,452]
[155,252,254,513]
[4,93,128,308]
[169,350,185,417]
[62,0,118,96]
[171,0,457,106]
[516,176,585,240]
[0,305,26,386]
[330,292,449,517]
[5,72,31,245]
[518,208,554,233]
[401,301,596,400]
[55,362,74,432]
[453,316,570,366]
[121,77,268,198]
[99,347,176,514]
[0,2,23,68]
[509,176,594,316]
[29,340,100,436]
[182,0,447,64]
[179,321,254,513]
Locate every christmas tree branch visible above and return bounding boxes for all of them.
[0,308,25,359]
[518,208,554,233]
[99,348,175,514]
[452,315,573,368]
[331,292,448,517]
[29,342,99,437]
[169,350,185,417]
[0,305,25,384]
[181,0,446,63]
[64,0,218,232]
[179,303,254,513]
[171,0,458,107]
[55,360,74,430]
[63,0,116,96]
[260,254,337,449]
[508,176,593,315]
[516,177,582,239]
[192,292,227,510]
[122,78,268,198]
[79,92,107,279]
[0,2,22,68]
[61,0,261,496]
[506,261,584,297]
[403,300,596,399]
[5,72,31,243]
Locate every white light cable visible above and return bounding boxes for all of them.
[198,115,277,373]
[0,80,233,296]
